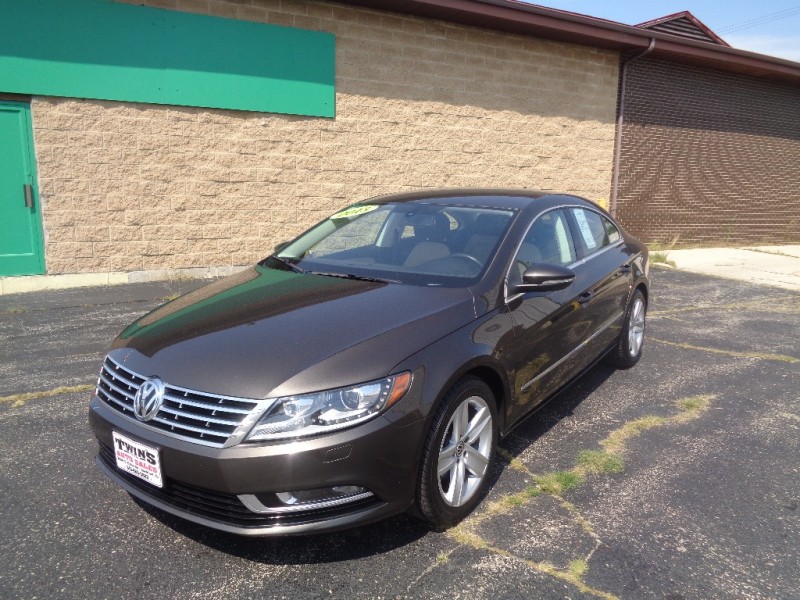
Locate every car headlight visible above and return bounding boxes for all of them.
[245,372,412,442]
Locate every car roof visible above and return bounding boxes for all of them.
[362,188,592,211]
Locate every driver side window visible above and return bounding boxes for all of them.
[509,209,576,287]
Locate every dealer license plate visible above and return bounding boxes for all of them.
[112,431,163,488]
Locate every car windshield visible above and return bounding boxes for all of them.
[263,202,516,286]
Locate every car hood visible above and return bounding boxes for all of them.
[111,265,476,399]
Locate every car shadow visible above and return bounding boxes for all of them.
[496,361,618,460]
[135,361,617,562]
[134,497,431,564]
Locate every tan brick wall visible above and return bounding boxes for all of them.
[32,0,619,274]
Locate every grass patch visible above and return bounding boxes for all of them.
[649,251,676,268]
[528,560,618,600]
[561,502,596,535]
[4,306,29,314]
[488,487,542,514]
[677,395,713,413]
[161,293,181,302]
[448,528,490,549]
[436,552,449,563]
[601,415,668,455]
[496,447,534,474]
[523,485,542,499]
[576,450,624,474]
[535,471,583,495]
[648,235,681,252]
[504,495,525,507]
[649,235,679,268]
[569,559,588,580]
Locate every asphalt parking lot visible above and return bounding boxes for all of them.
[1,267,798,600]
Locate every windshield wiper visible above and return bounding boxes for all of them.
[270,256,307,273]
[311,272,399,284]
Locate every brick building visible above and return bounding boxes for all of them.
[616,12,800,246]
[0,0,798,284]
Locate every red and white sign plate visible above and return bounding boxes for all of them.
[112,431,163,488]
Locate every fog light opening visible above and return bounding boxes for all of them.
[275,485,369,506]
[238,486,373,514]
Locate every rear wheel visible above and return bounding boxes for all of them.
[606,288,646,369]
[417,377,498,528]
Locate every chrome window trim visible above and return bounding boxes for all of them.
[567,206,625,267]
[504,204,625,302]
[569,238,625,268]
[503,204,580,302]
[520,310,624,392]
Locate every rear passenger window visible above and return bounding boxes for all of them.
[604,219,621,244]
[569,208,620,256]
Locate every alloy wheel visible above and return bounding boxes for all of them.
[437,395,493,507]
[628,296,646,357]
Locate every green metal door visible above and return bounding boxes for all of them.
[0,101,44,276]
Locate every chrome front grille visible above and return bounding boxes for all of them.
[96,355,264,447]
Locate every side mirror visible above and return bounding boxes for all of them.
[515,263,575,292]
[274,241,290,253]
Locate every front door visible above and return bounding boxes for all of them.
[0,101,44,276]
[502,208,593,428]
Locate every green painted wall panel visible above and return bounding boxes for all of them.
[0,0,335,117]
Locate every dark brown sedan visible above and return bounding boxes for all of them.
[89,189,649,535]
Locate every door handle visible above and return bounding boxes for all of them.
[578,291,594,304]
[23,184,34,209]
[618,263,632,274]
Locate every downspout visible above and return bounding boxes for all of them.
[609,38,655,218]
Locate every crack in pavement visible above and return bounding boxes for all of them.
[439,395,717,600]
[649,337,799,363]
[649,296,800,317]
[0,384,95,408]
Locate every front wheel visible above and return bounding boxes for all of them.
[606,288,646,369]
[416,377,498,529]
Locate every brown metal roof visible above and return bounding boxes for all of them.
[339,0,800,85]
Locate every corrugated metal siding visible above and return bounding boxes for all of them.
[645,17,718,44]
[616,58,800,247]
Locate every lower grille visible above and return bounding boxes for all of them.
[98,443,380,529]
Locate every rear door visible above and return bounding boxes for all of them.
[565,207,632,357]
[0,101,45,276]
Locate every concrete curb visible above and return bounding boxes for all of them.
[3,245,799,294]
[0,266,248,295]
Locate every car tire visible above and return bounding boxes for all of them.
[606,288,647,369]
[416,377,498,529]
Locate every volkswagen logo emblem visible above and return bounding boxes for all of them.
[133,377,165,422]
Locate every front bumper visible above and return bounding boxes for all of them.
[89,396,426,535]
